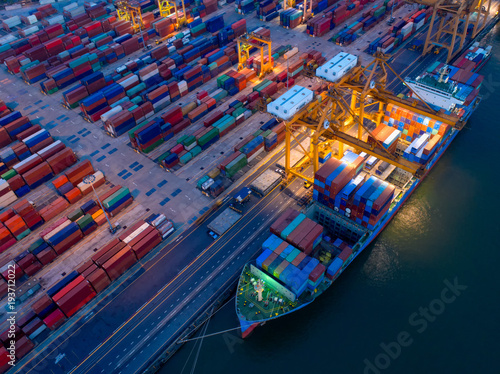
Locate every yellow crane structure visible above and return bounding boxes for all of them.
[279,54,464,186]
[237,31,273,78]
[415,0,492,62]
[115,0,144,32]
[158,0,188,28]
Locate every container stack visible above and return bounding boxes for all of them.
[383,104,451,143]
[257,229,327,297]
[367,123,401,154]
[271,209,324,254]
[280,9,303,29]
[102,187,133,217]
[236,0,256,14]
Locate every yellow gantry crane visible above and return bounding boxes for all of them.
[237,31,273,78]
[158,0,188,28]
[279,54,464,185]
[115,0,144,32]
[409,0,492,62]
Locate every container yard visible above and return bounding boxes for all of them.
[0,0,496,371]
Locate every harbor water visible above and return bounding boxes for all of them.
[162,26,500,374]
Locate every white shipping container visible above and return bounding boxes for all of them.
[316,52,358,83]
[118,75,139,88]
[0,179,10,192]
[267,86,314,120]
[26,15,38,25]
[247,146,264,163]
[63,3,78,11]
[383,129,401,147]
[101,106,122,122]
[19,58,31,66]
[47,15,64,25]
[39,0,55,4]
[0,191,17,209]
[13,154,39,172]
[0,35,17,45]
[153,96,170,109]
[142,70,160,81]
[43,220,72,242]
[37,140,63,158]
[4,16,21,27]
[284,47,298,60]
[22,26,39,36]
[415,19,425,31]
[123,222,150,243]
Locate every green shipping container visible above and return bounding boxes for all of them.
[76,214,94,229]
[179,152,193,164]
[0,45,12,53]
[232,107,246,118]
[20,60,39,73]
[177,134,188,145]
[142,138,164,153]
[198,128,219,146]
[127,82,146,97]
[16,229,31,241]
[103,187,131,209]
[68,209,84,222]
[281,213,306,239]
[190,145,202,157]
[286,248,301,262]
[183,135,196,147]
[131,96,142,105]
[212,89,227,102]
[28,238,44,253]
[253,129,263,137]
[217,75,229,88]
[226,154,247,178]
[261,130,272,138]
[158,151,171,163]
[1,169,17,181]
[197,175,209,188]
[191,23,206,34]
[231,101,243,110]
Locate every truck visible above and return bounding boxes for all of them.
[229,187,252,213]
[408,39,424,52]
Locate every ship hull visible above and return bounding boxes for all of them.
[237,127,461,337]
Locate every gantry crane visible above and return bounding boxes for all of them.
[158,0,188,28]
[413,0,492,62]
[278,54,465,185]
[237,31,273,78]
[115,0,144,32]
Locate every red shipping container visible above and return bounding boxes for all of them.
[102,246,137,281]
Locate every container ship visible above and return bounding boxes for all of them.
[235,46,491,338]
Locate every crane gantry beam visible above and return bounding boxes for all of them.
[237,32,273,78]
[418,0,493,62]
[278,55,462,186]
